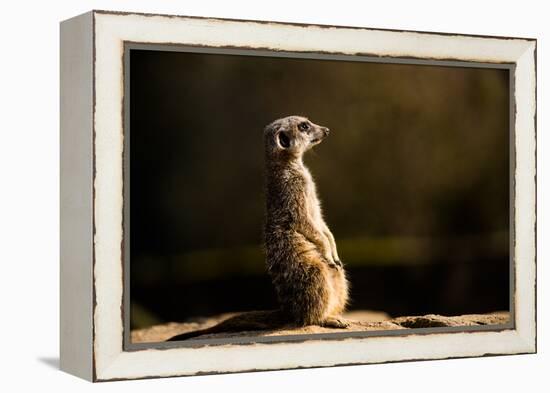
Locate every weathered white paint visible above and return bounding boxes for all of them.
[59,11,94,381]
[89,11,536,381]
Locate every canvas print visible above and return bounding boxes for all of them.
[127,47,511,345]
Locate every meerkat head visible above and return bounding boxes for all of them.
[264,115,330,160]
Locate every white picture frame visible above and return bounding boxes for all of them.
[60,10,536,382]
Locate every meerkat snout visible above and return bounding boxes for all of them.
[265,115,330,158]
[310,125,330,144]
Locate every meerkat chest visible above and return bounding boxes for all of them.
[301,167,323,223]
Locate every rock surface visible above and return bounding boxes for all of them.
[131,310,510,343]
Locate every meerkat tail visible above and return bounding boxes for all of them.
[166,310,287,342]
[165,326,221,341]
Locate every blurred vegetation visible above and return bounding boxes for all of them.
[130,49,510,329]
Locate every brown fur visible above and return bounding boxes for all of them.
[167,116,349,342]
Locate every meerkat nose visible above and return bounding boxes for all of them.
[323,127,330,135]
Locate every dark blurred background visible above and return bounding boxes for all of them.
[129,49,510,330]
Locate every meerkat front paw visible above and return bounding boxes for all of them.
[327,257,343,270]
[322,256,340,270]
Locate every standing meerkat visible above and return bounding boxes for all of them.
[264,115,349,328]
[167,115,349,341]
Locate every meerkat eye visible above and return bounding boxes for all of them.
[298,122,310,132]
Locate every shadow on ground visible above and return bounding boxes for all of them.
[37,357,59,370]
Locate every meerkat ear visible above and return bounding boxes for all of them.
[277,131,291,149]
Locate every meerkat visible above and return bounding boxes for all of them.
[167,115,349,341]
[263,115,349,328]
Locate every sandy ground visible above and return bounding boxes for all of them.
[131,310,510,343]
